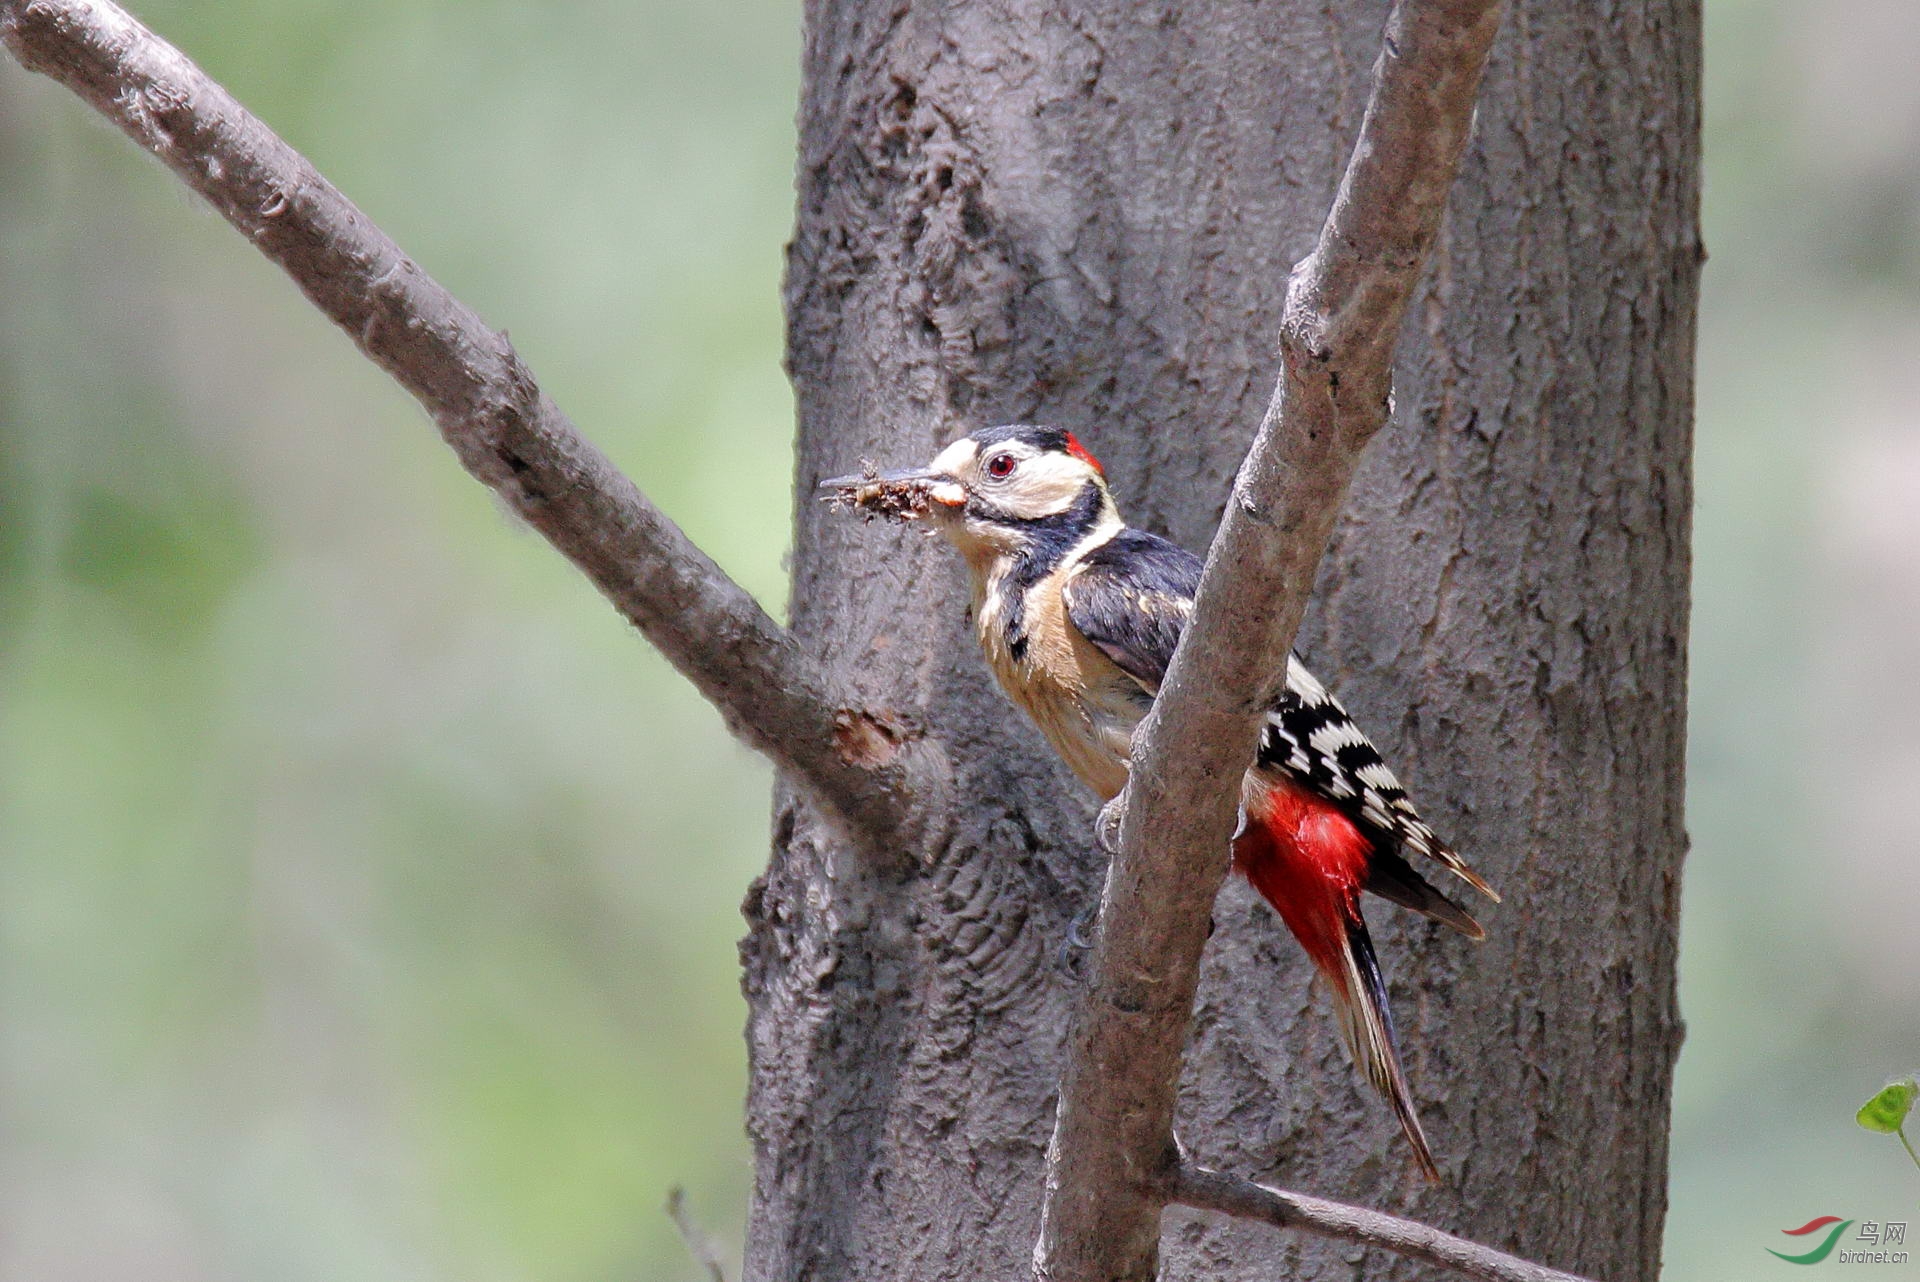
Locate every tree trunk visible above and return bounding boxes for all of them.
[745,1,1697,1279]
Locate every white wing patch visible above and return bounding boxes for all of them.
[1284,655,1329,703]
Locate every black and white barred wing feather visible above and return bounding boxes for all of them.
[1064,527,1497,907]
[1261,658,1498,903]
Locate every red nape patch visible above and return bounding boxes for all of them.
[1064,432,1104,475]
[1233,781,1373,981]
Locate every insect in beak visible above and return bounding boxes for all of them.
[819,464,966,521]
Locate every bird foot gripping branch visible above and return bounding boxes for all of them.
[826,425,1499,1182]
[1094,792,1127,855]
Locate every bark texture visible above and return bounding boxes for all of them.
[1039,5,1506,1276]
[750,1,1696,1280]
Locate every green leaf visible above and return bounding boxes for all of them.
[1857,1079,1919,1134]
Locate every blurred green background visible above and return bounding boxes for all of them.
[2,2,1916,1278]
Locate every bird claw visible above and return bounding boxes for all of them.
[1056,904,1099,977]
[1096,792,1128,854]
[1066,905,1098,951]
[1098,792,1242,851]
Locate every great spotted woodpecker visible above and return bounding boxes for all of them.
[824,424,1497,1181]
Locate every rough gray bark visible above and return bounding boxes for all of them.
[0,0,1692,1275]
[1040,4,1505,1276]
[2,2,1619,1277]
[759,3,1695,1282]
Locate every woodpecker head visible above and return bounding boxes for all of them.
[824,425,1117,566]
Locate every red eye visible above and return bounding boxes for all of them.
[986,452,1017,479]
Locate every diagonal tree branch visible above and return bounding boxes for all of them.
[1036,1,1514,1280]
[1171,1167,1595,1282]
[0,0,944,855]
[8,5,1602,1281]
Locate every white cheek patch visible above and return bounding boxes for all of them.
[1013,454,1090,515]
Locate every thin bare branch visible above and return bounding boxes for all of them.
[0,0,944,855]
[665,1186,731,1282]
[1036,2,1507,1279]
[1172,1167,1596,1282]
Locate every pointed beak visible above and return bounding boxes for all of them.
[817,465,939,491]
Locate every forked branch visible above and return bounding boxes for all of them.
[5,3,1593,1279]
[1035,2,1541,1281]
[0,0,942,855]
[1172,1167,1594,1282]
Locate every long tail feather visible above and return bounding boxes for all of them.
[1334,916,1441,1183]
[1234,793,1444,1183]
